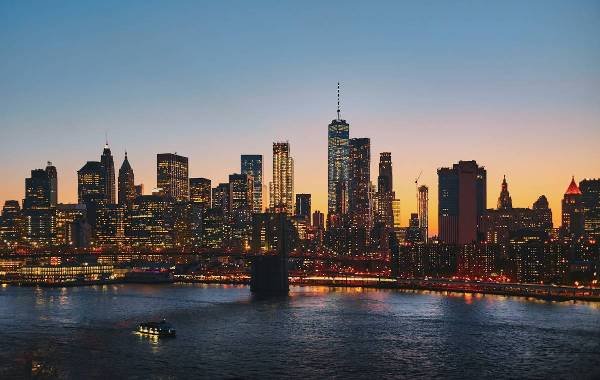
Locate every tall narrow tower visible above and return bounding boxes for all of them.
[418,185,429,242]
[327,83,350,215]
[270,142,294,214]
[118,152,135,208]
[45,161,57,207]
[377,152,394,230]
[101,141,116,204]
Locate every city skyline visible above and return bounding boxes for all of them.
[1,137,597,235]
[1,1,600,234]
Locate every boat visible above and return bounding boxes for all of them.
[136,319,176,337]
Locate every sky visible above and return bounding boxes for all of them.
[1,0,599,234]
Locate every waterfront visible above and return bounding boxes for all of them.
[1,284,599,379]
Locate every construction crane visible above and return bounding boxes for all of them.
[414,170,423,198]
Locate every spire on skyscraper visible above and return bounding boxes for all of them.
[337,82,341,120]
[497,175,512,210]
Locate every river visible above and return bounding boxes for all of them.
[1,284,599,379]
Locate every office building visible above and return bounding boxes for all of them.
[377,152,394,230]
[348,138,371,229]
[24,169,52,210]
[295,194,311,222]
[229,173,254,248]
[562,177,584,238]
[328,83,350,215]
[45,162,58,206]
[241,155,264,213]
[189,178,211,208]
[438,160,487,244]
[157,153,189,202]
[579,179,600,239]
[0,201,25,245]
[129,192,174,248]
[101,143,116,204]
[118,152,136,209]
[418,185,429,242]
[270,142,294,214]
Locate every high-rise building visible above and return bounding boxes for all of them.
[129,192,174,248]
[312,210,325,230]
[438,160,487,244]
[23,169,55,247]
[77,161,107,228]
[78,162,107,206]
[241,155,263,213]
[118,152,135,209]
[212,183,230,214]
[392,199,401,229]
[54,203,89,247]
[229,173,254,248]
[173,201,203,249]
[134,184,144,197]
[270,142,294,214]
[101,143,116,204]
[157,153,189,202]
[0,200,25,245]
[497,175,512,210]
[295,194,311,222]
[418,185,429,242]
[579,179,600,240]
[189,178,211,208]
[562,177,584,238]
[328,83,350,216]
[348,138,371,229]
[45,162,57,207]
[96,204,125,246]
[377,152,394,230]
[24,169,52,210]
[406,213,423,243]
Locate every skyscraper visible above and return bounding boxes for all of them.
[24,168,54,246]
[157,153,189,202]
[579,179,600,239]
[438,160,486,244]
[295,194,311,222]
[118,152,135,209]
[212,183,230,214]
[45,162,57,207]
[562,176,584,238]
[78,162,107,206]
[190,178,211,208]
[24,169,52,210]
[348,138,371,229]
[101,143,116,204]
[377,152,394,230]
[328,83,350,215]
[229,173,254,248]
[418,185,429,242]
[497,175,513,209]
[241,155,263,213]
[270,142,294,214]
[0,200,25,245]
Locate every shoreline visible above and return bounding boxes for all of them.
[3,277,600,303]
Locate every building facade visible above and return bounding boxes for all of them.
[157,153,189,202]
[270,142,294,214]
[241,155,264,213]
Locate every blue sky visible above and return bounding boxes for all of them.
[1,0,599,230]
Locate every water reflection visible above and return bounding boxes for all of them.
[0,284,598,379]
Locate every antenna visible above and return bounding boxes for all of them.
[337,82,341,120]
[105,131,109,147]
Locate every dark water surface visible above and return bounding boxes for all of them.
[1,284,599,379]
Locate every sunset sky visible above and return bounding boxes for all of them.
[1,1,599,234]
